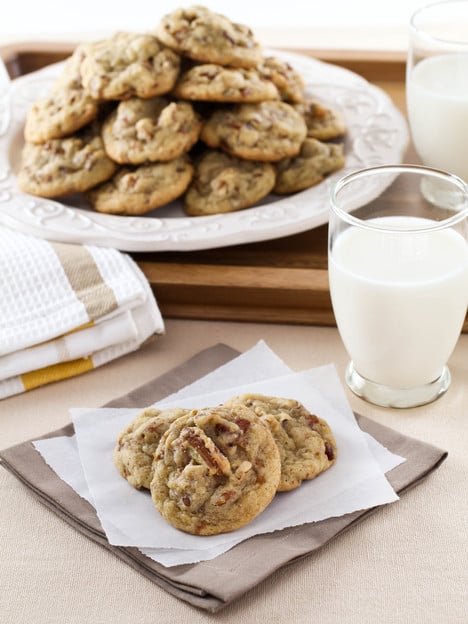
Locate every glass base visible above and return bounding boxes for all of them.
[345,362,451,408]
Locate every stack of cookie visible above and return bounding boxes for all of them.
[114,393,337,536]
[17,5,346,217]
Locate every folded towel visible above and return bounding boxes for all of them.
[0,227,164,398]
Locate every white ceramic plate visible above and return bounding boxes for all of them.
[0,50,409,251]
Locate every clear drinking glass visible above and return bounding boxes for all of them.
[406,0,468,182]
[328,165,468,408]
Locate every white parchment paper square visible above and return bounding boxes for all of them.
[34,341,405,566]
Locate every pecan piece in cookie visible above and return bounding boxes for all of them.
[179,427,232,476]
[150,405,281,535]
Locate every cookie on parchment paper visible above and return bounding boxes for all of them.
[113,407,190,490]
[225,393,337,491]
[150,405,281,535]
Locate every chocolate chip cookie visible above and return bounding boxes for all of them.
[150,405,281,535]
[225,393,337,491]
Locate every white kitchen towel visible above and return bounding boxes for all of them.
[0,227,164,398]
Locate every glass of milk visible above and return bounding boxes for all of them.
[328,164,468,408]
[407,0,468,181]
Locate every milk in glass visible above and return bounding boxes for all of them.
[407,54,468,181]
[329,216,468,388]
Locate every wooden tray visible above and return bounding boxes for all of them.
[2,43,467,331]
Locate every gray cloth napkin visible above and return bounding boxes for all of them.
[0,343,448,612]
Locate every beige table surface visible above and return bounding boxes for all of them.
[1,318,467,624]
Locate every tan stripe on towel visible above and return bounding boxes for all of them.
[51,243,118,320]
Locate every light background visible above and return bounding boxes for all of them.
[0,0,428,49]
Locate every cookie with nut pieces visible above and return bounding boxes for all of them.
[17,122,117,197]
[102,97,201,164]
[155,5,262,68]
[294,98,347,140]
[24,45,99,143]
[200,101,307,161]
[225,393,337,491]
[274,137,345,194]
[257,56,305,103]
[173,63,279,102]
[184,150,276,215]
[113,407,190,490]
[80,31,181,100]
[150,405,281,535]
[86,154,194,215]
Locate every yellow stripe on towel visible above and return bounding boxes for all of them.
[21,357,95,391]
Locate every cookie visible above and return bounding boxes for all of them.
[184,150,275,216]
[225,394,337,491]
[200,101,307,161]
[80,31,181,100]
[113,407,190,490]
[172,64,279,102]
[86,155,194,215]
[150,405,281,535]
[274,138,345,194]
[24,45,99,143]
[258,56,305,103]
[101,97,201,164]
[155,5,262,68]
[17,123,117,198]
[294,99,346,140]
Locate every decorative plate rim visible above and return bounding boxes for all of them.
[0,49,409,252]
